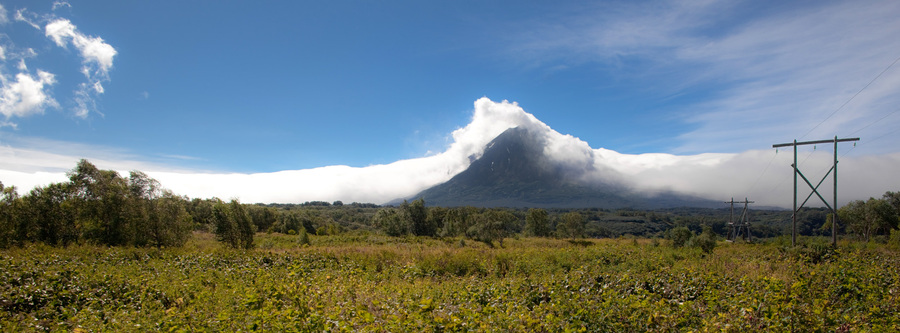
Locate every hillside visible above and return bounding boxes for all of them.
[412,127,719,209]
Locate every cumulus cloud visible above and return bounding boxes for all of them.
[0,70,58,118]
[45,19,116,75]
[0,9,60,123]
[7,7,116,119]
[2,98,897,208]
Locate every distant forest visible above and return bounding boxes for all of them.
[1,160,898,249]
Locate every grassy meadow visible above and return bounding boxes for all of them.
[1,233,899,332]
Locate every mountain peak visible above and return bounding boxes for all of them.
[461,127,559,184]
[410,126,718,209]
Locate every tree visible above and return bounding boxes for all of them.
[467,210,517,247]
[2,160,198,248]
[213,200,238,248]
[840,198,895,241]
[557,212,585,240]
[230,200,256,249]
[687,225,718,253]
[524,208,550,237]
[247,205,278,232]
[0,182,20,249]
[127,170,160,247]
[882,191,900,230]
[69,160,131,245]
[373,207,408,237]
[298,227,311,246]
[404,199,434,237]
[439,207,475,238]
[669,226,693,248]
[427,206,448,237]
[25,183,78,246]
[147,191,192,248]
[277,210,302,234]
[189,198,215,231]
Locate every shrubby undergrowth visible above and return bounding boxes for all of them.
[1,234,898,331]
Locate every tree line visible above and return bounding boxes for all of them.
[2,160,898,249]
[837,191,900,242]
[0,160,195,248]
[0,160,249,249]
[371,198,592,247]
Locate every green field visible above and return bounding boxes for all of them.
[1,233,899,332]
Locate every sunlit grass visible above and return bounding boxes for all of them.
[1,234,898,331]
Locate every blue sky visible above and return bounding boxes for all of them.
[1,0,899,205]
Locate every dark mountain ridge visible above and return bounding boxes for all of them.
[411,127,719,209]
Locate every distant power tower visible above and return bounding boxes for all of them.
[725,198,753,242]
[772,136,859,247]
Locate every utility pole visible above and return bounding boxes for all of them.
[772,136,859,246]
[725,197,753,242]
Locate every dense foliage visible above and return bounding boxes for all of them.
[0,160,192,248]
[1,234,899,331]
[838,191,900,242]
[3,160,900,330]
[1,160,899,250]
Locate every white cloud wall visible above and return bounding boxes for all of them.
[2,97,898,208]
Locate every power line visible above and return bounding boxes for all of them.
[746,150,777,194]
[800,55,900,140]
[841,126,899,158]
[848,107,900,136]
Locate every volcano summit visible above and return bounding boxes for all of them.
[411,126,719,209]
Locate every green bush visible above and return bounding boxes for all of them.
[687,226,717,254]
[298,228,310,246]
[889,229,900,249]
[669,227,693,248]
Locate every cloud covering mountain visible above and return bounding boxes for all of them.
[2,97,898,208]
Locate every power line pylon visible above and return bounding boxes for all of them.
[725,197,753,242]
[772,136,859,247]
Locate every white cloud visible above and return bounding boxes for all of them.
[14,9,40,30]
[0,98,543,203]
[0,70,58,119]
[2,98,897,208]
[43,19,116,118]
[52,2,72,11]
[0,4,8,25]
[44,19,116,78]
[72,83,95,118]
[508,0,900,155]
[8,9,117,119]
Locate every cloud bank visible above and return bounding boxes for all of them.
[2,98,898,208]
